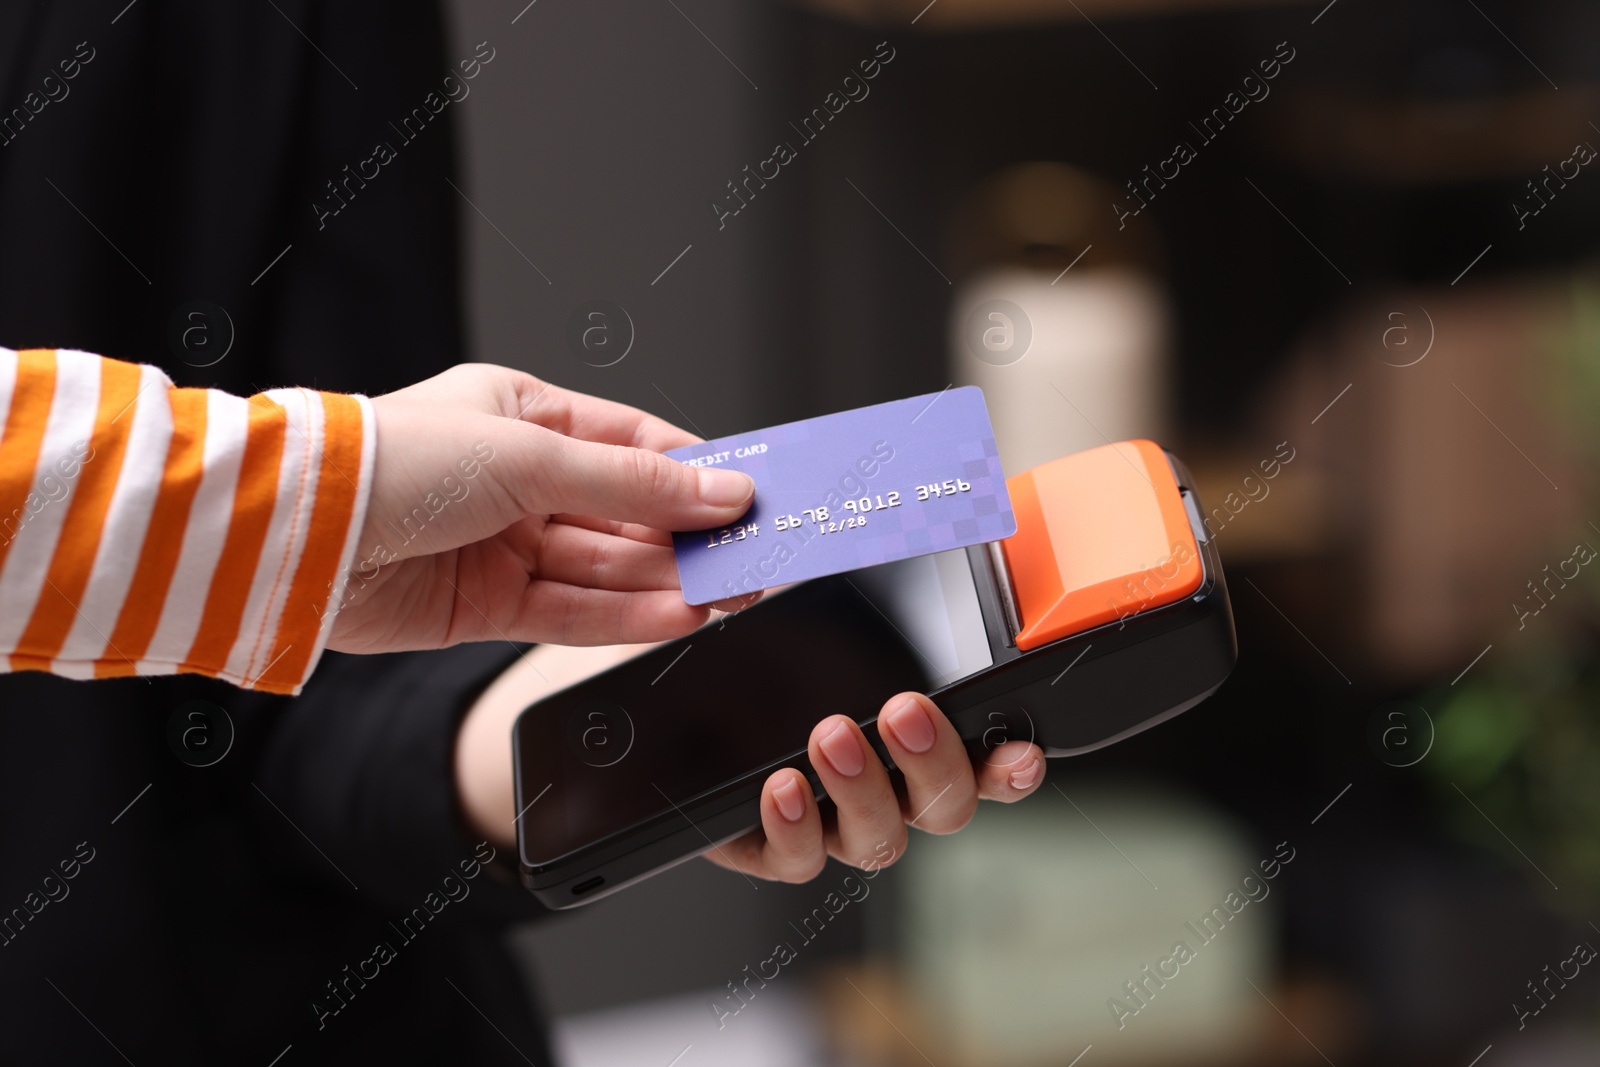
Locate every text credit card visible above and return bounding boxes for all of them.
[668,386,1016,605]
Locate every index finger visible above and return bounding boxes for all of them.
[521,382,704,453]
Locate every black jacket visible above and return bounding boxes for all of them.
[0,2,554,1062]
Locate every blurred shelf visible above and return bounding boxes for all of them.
[1184,448,1330,562]
[1269,87,1600,185]
[793,0,1304,30]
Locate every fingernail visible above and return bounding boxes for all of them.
[884,697,936,754]
[773,776,806,822]
[698,467,754,508]
[818,722,866,778]
[1009,756,1042,791]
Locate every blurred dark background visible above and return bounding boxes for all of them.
[436,0,1600,1064]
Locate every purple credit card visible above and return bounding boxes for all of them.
[667,386,1016,606]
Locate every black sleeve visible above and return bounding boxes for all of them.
[0,0,463,400]
[248,644,549,922]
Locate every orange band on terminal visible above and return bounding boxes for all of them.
[999,439,1203,651]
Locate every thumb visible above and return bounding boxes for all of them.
[505,424,755,530]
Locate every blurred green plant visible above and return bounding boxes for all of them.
[1427,642,1600,912]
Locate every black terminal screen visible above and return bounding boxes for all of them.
[514,550,993,864]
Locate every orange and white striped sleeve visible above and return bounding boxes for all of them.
[0,347,373,696]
